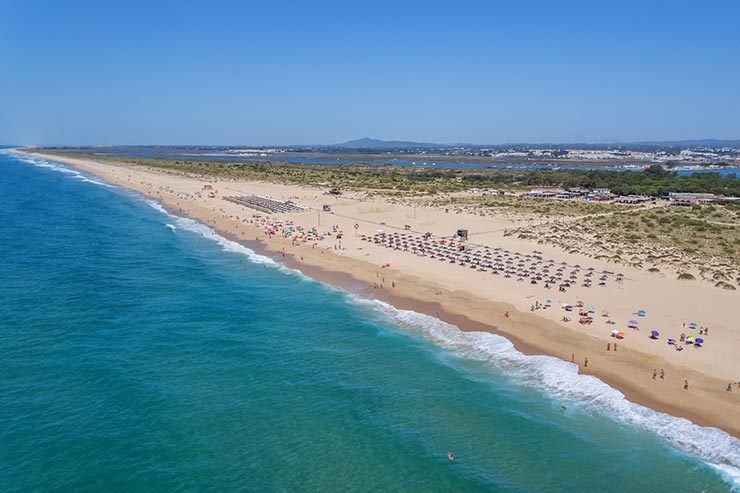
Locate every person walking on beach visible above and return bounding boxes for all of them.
[614,342,617,352]
[584,357,589,368]
[652,369,657,380]
[571,353,575,363]
[607,343,611,351]
[728,383,733,392]
[660,369,665,379]
[684,380,689,390]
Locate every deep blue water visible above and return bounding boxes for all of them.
[1,149,738,492]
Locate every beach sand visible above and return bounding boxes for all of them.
[23,150,740,437]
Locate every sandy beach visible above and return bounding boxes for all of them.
[23,150,740,437]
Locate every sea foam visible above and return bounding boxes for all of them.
[7,149,116,189]
[351,297,740,488]
[143,199,299,273]
[21,148,740,490]
[142,195,740,489]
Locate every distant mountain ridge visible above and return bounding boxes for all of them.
[335,137,740,149]
[336,137,445,149]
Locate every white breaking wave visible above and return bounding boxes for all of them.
[175,215,279,266]
[350,297,740,489]
[12,149,736,488]
[145,199,170,216]
[143,199,307,277]
[8,150,116,188]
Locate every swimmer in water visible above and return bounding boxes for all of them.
[447,451,454,461]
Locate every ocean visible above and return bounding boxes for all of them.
[1,149,738,492]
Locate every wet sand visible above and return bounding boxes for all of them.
[21,149,740,437]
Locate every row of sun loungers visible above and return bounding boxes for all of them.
[224,195,304,214]
[361,231,622,291]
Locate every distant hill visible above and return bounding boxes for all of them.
[336,137,446,149]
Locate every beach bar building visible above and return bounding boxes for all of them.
[526,188,559,198]
[668,193,717,206]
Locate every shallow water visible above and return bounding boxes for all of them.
[1,149,738,492]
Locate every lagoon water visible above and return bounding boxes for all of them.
[88,146,740,176]
[1,149,738,492]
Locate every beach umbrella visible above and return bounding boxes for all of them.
[688,322,698,329]
[695,338,704,345]
[637,309,646,317]
[686,336,695,343]
[616,332,625,339]
[588,306,595,313]
[650,330,659,339]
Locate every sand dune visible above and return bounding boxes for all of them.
[24,150,740,437]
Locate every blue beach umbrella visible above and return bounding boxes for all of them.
[695,338,704,345]
[637,309,646,317]
[650,330,659,339]
[688,322,698,329]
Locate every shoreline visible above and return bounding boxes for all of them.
[18,149,740,439]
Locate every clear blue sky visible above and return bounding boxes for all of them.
[1,0,738,145]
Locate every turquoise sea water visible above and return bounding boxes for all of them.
[1,149,738,492]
